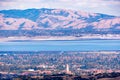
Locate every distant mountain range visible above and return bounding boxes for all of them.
[0,8,120,37]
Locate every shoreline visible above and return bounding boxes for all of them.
[0,36,120,42]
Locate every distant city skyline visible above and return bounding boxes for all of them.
[0,0,120,16]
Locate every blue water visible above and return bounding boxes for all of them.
[0,40,120,51]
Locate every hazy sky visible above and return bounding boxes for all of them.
[0,0,120,16]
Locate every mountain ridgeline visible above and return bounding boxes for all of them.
[0,8,120,37]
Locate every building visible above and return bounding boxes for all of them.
[66,64,73,74]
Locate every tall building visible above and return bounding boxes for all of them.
[66,64,69,73]
[66,64,72,74]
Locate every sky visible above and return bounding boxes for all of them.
[0,0,120,16]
